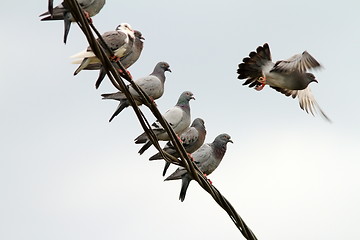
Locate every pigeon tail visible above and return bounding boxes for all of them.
[179,175,192,202]
[63,16,71,44]
[237,43,272,87]
[101,92,126,100]
[163,162,171,176]
[134,133,148,144]
[95,68,107,89]
[48,0,54,16]
[39,7,67,20]
[109,102,129,122]
[148,152,162,160]
[74,58,91,75]
[138,141,153,155]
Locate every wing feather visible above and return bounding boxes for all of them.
[272,51,321,73]
[270,86,331,121]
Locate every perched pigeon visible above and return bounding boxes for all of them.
[149,118,207,176]
[165,133,233,202]
[101,62,171,122]
[237,43,330,121]
[85,30,145,89]
[71,23,135,76]
[40,0,106,44]
[134,91,195,155]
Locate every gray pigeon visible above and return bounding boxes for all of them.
[101,62,171,122]
[71,23,134,76]
[85,30,145,89]
[40,0,106,44]
[237,43,330,121]
[134,91,195,155]
[165,133,233,202]
[149,118,207,176]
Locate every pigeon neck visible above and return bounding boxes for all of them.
[151,70,166,82]
[136,39,144,51]
[176,99,191,113]
[212,142,227,160]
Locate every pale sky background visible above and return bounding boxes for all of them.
[1,1,360,239]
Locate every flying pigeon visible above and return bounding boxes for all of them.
[101,62,171,122]
[237,43,330,121]
[149,118,207,176]
[40,0,106,44]
[71,23,135,76]
[85,30,145,89]
[134,91,195,155]
[165,133,233,202]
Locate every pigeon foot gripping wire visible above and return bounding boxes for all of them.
[116,68,133,80]
[83,10,93,23]
[110,55,121,62]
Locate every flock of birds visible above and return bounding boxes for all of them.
[40,0,330,202]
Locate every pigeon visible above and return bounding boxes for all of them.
[134,91,195,155]
[85,30,145,89]
[237,43,330,121]
[165,133,233,202]
[149,118,207,176]
[101,62,171,122]
[40,0,106,44]
[71,23,135,76]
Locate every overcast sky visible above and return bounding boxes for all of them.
[1,1,360,239]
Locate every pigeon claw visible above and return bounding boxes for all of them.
[149,96,157,106]
[258,76,266,83]
[117,69,133,79]
[176,135,183,144]
[255,83,266,91]
[125,70,133,79]
[255,77,266,91]
[110,55,121,62]
[83,11,92,23]
[203,174,212,185]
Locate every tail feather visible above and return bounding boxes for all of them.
[162,162,171,176]
[101,92,126,100]
[40,14,65,21]
[39,6,67,20]
[108,102,129,122]
[138,141,153,155]
[84,63,102,70]
[74,58,91,76]
[70,51,95,60]
[95,68,107,89]
[179,175,192,202]
[63,16,71,44]
[149,152,162,160]
[164,168,187,181]
[48,0,54,16]
[237,43,272,87]
[134,133,149,144]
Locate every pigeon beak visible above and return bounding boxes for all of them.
[140,36,145,40]
[313,79,318,83]
[191,96,196,100]
[166,68,172,72]
[228,139,233,143]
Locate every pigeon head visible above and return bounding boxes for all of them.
[116,23,135,36]
[134,30,145,40]
[216,133,233,144]
[192,118,205,128]
[306,73,318,84]
[179,91,195,103]
[212,133,233,160]
[157,62,171,72]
